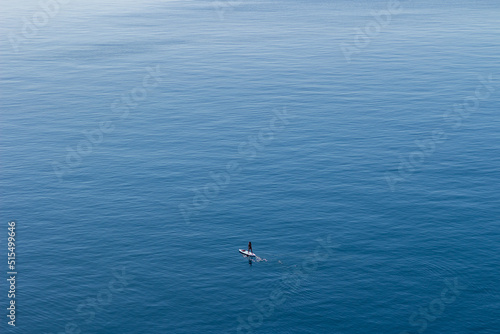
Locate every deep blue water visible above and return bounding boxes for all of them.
[1,0,499,333]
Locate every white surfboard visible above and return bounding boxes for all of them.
[239,249,256,257]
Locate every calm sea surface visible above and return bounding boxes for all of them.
[1,0,499,333]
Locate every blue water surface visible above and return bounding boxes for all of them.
[1,0,499,333]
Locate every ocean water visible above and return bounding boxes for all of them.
[1,0,499,333]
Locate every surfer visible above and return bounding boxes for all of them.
[248,242,253,253]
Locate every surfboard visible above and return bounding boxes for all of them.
[239,249,256,257]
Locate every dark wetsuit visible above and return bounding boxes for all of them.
[248,242,253,253]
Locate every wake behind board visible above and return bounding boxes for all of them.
[239,249,256,257]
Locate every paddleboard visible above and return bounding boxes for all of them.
[239,249,256,257]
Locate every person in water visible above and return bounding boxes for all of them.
[248,242,253,253]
